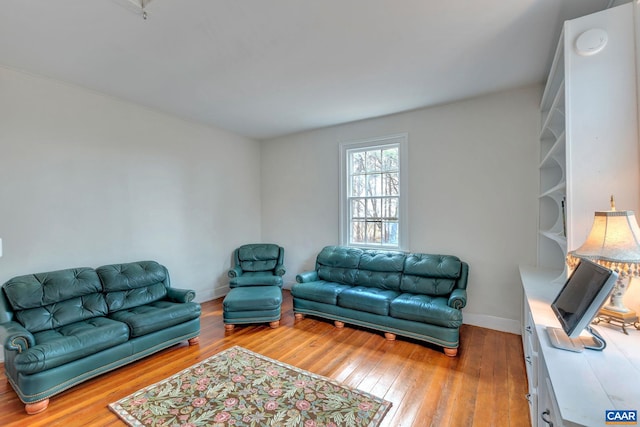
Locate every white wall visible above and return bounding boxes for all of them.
[0,65,262,304]
[261,85,541,333]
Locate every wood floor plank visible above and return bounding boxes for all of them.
[0,291,529,426]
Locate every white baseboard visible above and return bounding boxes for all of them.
[463,312,521,335]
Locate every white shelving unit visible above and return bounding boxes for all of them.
[537,3,639,280]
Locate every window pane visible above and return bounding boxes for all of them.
[383,197,398,220]
[366,150,382,172]
[351,198,365,219]
[382,221,399,245]
[351,221,366,244]
[383,172,399,196]
[366,198,382,219]
[351,151,366,174]
[382,148,398,171]
[366,173,382,196]
[366,221,382,243]
[351,175,365,197]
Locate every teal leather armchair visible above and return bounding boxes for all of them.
[227,244,286,287]
[223,244,286,330]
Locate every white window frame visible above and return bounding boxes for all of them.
[339,133,408,250]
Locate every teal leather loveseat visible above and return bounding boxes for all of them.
[0,260,201,414]
[292,246,469,356]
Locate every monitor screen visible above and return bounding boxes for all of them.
[551,259,617,338]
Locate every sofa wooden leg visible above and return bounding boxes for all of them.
[444,347,458,357]
[25,399,49,415]
[384,332,396,341]
[294,313,305,321]
[334,320,345,328]
[269,321,280,329]
[224,324,235,331]
[188,337,200,346]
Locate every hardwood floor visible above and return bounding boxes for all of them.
[0,291,530,426]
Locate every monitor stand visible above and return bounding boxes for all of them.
[545,326,607,352]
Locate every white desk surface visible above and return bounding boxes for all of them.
[520,265,640,427]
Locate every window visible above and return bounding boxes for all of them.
[340,134,408,249]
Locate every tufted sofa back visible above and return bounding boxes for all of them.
[2,268,107,333]
[97,260,169,313]
[401,253,463,296]
[315,246,466,297]
[355,249,406,291]
[236,244,283,272]
[316,246,363,285]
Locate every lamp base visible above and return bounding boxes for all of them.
[593,307,640,335]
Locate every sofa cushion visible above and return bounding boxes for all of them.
[290,281,351,305]
[317,246,363,269]
[2,268,108,333]
[400,254,462,296]
[355,250,405,291]
[403,254,461,278]
[337,286,400,316]
[316,246,362,286]
[14,317,130,374]
[97,261,169,312]
[360,250,406,272]
[238,244,280,272]
[14,294,109,333]
[108,301,201,338]
[390,294,462,328]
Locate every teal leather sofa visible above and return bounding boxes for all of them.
[0,260,201,414]
[292,246,469,356]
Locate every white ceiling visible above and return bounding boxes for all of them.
[0,0,614,140]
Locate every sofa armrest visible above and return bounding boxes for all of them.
[166,288,196,303]
[0,321,35,353]
[296,271,318,283]
[228,267,243,278]
[448,288,467,310]
[275,264,286,277]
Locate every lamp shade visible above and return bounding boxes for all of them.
[571,210,640,263]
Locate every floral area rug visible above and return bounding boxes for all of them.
[109,346,391,427]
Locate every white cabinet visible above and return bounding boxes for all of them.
[537,3,639,276]
[520,265,640,427]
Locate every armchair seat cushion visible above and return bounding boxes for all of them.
[14,317,130,374]
[390,294,462,328]
[108,301,201,338]
[337,286,400,316]
[290,281,352,305]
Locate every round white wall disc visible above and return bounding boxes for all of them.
[575,28,608,56]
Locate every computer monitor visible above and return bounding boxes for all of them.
[546,259,618,352]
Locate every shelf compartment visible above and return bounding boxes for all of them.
[539,157,565,197]
[540,131,565,168]
[540,29,565,111]
[541,81,565,131]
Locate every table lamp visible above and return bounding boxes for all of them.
[566,197,640,334]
